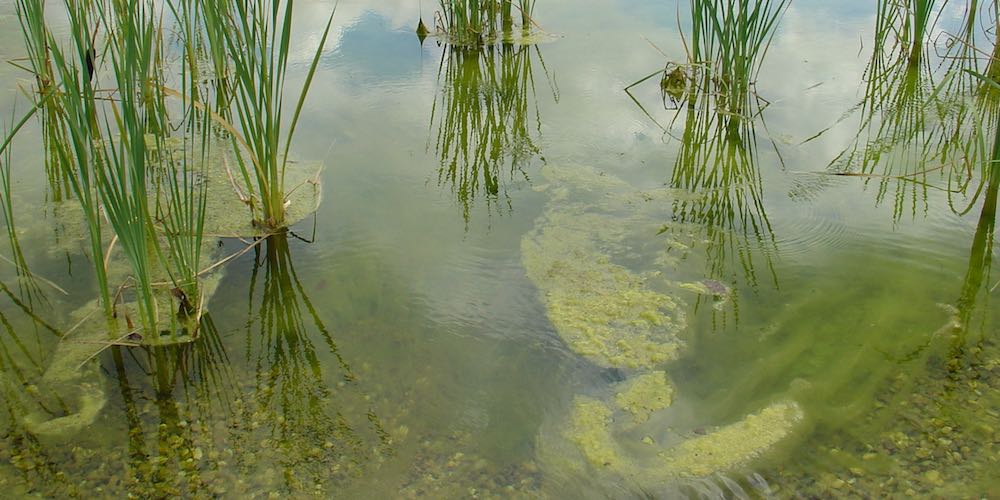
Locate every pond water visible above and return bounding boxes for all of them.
[1,0,999,497]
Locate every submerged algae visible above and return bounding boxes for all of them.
[614,371,673,424]
[524,165,802,488]
[566,396,801,479]
[522,217,682,369]
[22,268,225,437]
[521,166,689,370]
[666,401,802,477]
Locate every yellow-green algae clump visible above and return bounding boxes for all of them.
[567,396,802,479]
[521,166,687,371]
[522,215,682,369]
[614,371,673,424]
[524,165,802,487]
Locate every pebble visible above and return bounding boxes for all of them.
[923,470,943,486]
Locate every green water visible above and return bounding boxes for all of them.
[1,0,999,497]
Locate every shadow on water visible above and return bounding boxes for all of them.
[429,41,557,225]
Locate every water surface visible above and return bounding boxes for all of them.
[1,0,999,497]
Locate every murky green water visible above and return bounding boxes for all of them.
[1,0,999,497]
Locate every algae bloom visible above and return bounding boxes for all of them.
[523,165,802,489]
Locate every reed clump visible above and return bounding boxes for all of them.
[429,0,536,45]
[625,0,788,287]
[200,0,333,230]
[2,0,332,340]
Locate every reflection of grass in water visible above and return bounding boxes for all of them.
[0,280,74,493]
[431,42,555,224]
[628,0,788,289]
[824,0,1000,220]
[829,0,940,216]
[106,314,237,497]
[238,232,391,490]
[944,86,1000,368]
[669,89,778,290]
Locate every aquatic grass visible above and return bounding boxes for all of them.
[626,0,788,288]
[155,1,213,311]
[626,0,789,124]
[199,0,334,230]
[686,0,790,118]
[40,0,114,317]
[10,0,217,334]
[12,0,74,201]
[822,0,1000,220]
[90,0,169,332]
[433,0,536,45]
[430,42,556,223]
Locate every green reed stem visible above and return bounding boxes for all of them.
[200,0,334,230]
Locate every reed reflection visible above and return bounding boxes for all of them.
[942,111,1000,377]
[629,0,788,291]
[236,232,392,490]
[0,280,78,495]
[823,0,1000,219]
[430,41,556,224]
[105,314,237,496]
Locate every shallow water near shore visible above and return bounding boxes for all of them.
[1,0,999,497]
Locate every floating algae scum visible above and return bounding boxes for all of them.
[522,164,802,494]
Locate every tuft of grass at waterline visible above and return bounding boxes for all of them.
[11,0,216,335]
[625,0,789,287]
[433,0,536,45]
[200,0,334,230]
